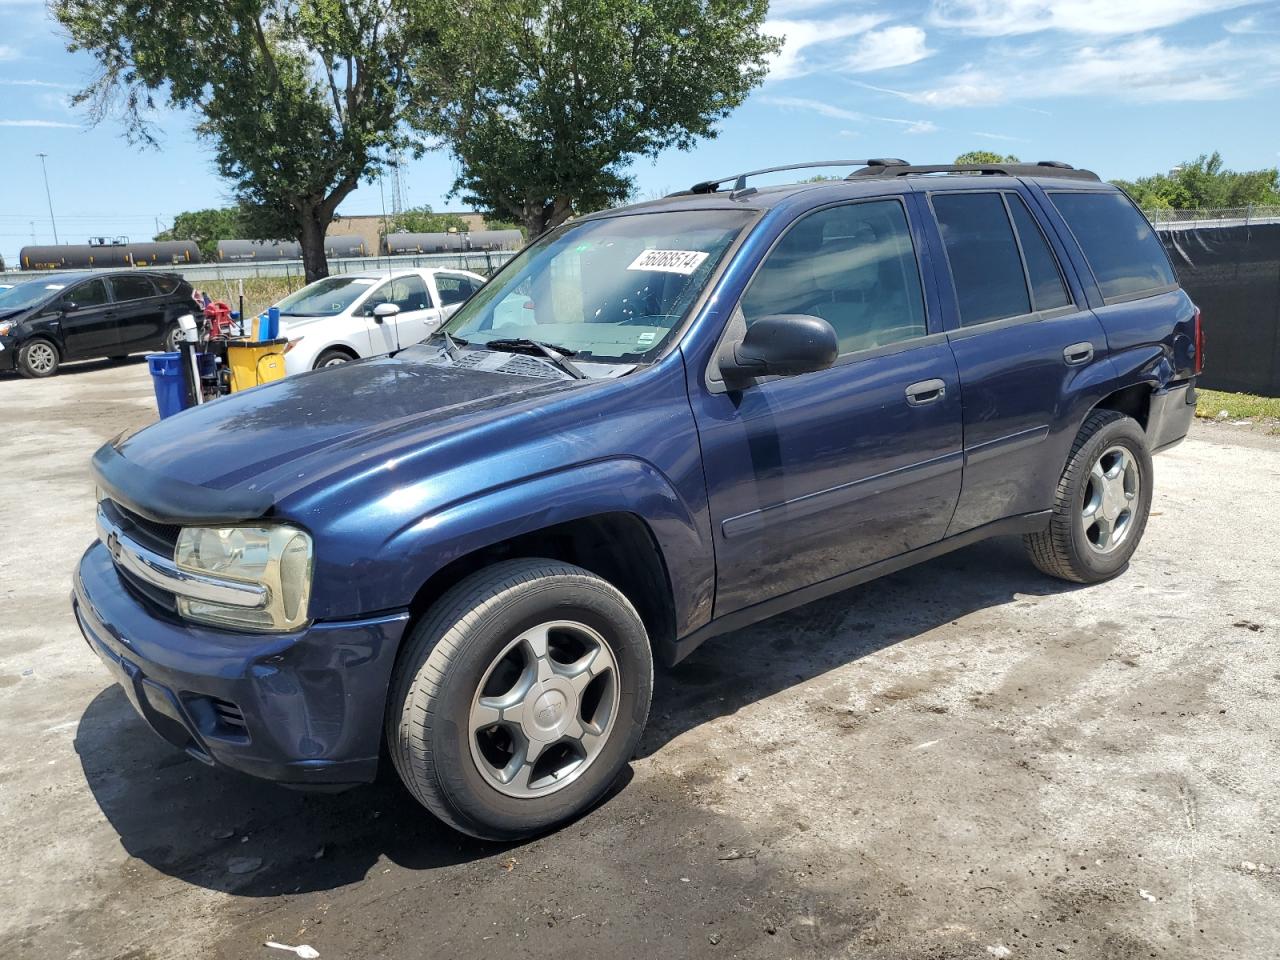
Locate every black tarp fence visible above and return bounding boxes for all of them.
[1160,221,1280,396]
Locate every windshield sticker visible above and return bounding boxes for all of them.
[626,249,709,275]
[45,284,65,290]
[351,278,378,285]
[636,331,656,346]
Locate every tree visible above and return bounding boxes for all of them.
[954,150,1020,165]
[413,0,780,237]
[1112,152,1280,210]
[389,205,470,234]
[54,0,442,281]
[154,208,246,260]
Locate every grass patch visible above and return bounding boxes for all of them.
[1195,388,1280,420]
[188,276,308,320]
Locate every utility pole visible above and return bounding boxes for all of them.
[36,153,59,245]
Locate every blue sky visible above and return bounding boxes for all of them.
[1,0,1279,265]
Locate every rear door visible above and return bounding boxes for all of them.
[108,274,167,353]
[54,278,118,358]
[688,196,964,616]
[920,185,1109,534]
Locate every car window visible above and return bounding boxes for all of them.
[110,275,158,302]
[65,279,110,309]
[443,209,752,362]
[932,192,1031,326]
[152,275,180,295]
[367,275,431,313]
[1049,191,1176,300]
[436,274,478,306]
[275,275,381,317]
[740,199,927,356]
[1006,194,1071,311]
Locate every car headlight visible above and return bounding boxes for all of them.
[174,525,313,631]
[0,321,16,336]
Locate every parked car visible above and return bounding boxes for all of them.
[0,270,198,377]
[275,268,486,374]
[75,160,1199,840]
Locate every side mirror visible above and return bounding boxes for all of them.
[719,314,838,383]
[372,302,400,322]
[60,301,77,314]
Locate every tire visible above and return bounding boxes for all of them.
[388,558,654,840]
[17,339,60,378]
[1024,409,1153,584]
[313,348,354,369]
[163,325,183,352]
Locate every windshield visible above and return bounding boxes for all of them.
[275,275,381,317]
[0,278,66,311]
[441,209,754,362]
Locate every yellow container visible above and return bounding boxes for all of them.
[226,338,288,392]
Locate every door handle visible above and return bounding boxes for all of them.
[1063,341,1094,366]
[905,378,946,406]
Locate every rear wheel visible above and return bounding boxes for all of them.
[388,559,653,840]
[17,339,60,378]
[1024,409,1153,583]
[163,325,183,353]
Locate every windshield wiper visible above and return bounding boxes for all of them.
[441,330,465,360]
[484,338,587,380]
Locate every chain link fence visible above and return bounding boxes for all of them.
[1146,205,1280,226]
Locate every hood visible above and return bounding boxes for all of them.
[114,351,581,499]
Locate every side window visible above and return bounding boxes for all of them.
[65,279,109,309]
[435,275,475,306]
[387,275,430,312]
[1006,194,1071,311]
[1049,191,1176,300]
[109,275,158,303]
[932,192,1030,326]
[740,199,927,356]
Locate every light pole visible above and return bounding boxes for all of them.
[36,153,59,245]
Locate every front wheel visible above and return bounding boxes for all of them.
[388,559,653,840]
[313,348,354,369]
[1024,409,1153,583]
[17,339,60,378]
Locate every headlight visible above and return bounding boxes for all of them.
[0,321,16,336]
[174,525,313,631]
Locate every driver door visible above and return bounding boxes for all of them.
[687,197,964,616]
[364,274,437,354]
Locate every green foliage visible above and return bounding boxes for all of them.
[389,205,470,234]
[1112,152,1280,210]
[412,0,780,235]
[954,150,1020,165]
[154,208,245,260]
[53,0,443,280]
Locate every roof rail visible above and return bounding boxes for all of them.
[687,159,910,194]
[848,160,1100,182]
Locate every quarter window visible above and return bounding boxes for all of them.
[932,192,1031,326]
[1049,191,1176,300]
[1006,194,1071,311]
[740,200,927,356]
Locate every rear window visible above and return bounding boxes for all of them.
[932,192,1030,326]
[1049,191,1176,300]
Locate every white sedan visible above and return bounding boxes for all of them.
[276,268,486,374]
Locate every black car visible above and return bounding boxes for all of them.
[0,271,198,378]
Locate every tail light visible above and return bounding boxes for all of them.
[1193,307,1204,375]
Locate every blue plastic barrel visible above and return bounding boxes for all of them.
[147,351,215,419]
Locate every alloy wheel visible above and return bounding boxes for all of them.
[26,342,56,374]
[468,620,619,799]
[1080,444,1140,554]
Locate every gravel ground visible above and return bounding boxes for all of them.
[1,357,1277,960]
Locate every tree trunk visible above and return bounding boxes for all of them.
[298,206,330,283]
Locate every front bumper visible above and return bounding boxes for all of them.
[1146,380,1197,454]
[73,541,409,786]
[0,339,15,371]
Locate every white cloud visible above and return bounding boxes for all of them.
[971,130,1027,142]
[845,26,933,72]
[763,13,887,81]
[0,44,20,60]
[865,36,1280,106]
[0,79,74,88]
[927,0,1257,36]
[0,119,77,128]
[761,95,939,134]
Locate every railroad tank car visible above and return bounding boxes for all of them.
[381,231,465,255]
[19,241,200,270]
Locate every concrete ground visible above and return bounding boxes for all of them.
[1,357,1278,960]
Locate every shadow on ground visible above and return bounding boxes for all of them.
[75,535,1080,899]
[0,354,149,381]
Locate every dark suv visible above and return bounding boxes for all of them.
[73,160,1199,839]
[0,270,197,377]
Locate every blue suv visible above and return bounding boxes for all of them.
[73,160,1200,839]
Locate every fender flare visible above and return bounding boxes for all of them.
[369,456,714,641]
